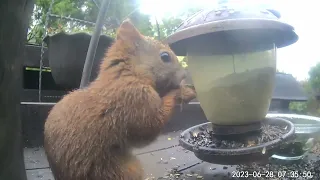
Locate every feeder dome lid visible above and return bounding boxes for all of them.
[166,6,298,56]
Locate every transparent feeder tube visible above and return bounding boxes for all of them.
[187,44,277,125]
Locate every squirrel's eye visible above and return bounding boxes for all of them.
[160,52,171,63]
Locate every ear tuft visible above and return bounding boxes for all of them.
[120,19,135,29]
[116,19,142,42]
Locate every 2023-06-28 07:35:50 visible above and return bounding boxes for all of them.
[231,170,314,178]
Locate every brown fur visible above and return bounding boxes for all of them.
[44,19,196,180]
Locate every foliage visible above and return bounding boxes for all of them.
[153,17,183,39]
[177,56,187,68]
[28,0,201,43]
[27,0,199,68]
[303,62,320,116]
[289,63,320,116]
[153,7,200,39]
[289,101,308,114]
[289,79,309,114]
[27,0,154,44]
[309,62,320,94]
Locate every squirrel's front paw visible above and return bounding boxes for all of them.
[179,85,197,104]
[164,85,197,104]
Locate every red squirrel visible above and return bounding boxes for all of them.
[44,20,196,180]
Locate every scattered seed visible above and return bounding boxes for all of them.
[172,165,179,170]
[193,132,198,137]
[247,140,255,147]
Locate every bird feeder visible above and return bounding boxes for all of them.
[167,4,298,164]
[167,6,297,126]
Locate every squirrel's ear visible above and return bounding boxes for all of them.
[116,19,142,42]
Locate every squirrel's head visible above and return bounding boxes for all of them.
[102,19,186,97]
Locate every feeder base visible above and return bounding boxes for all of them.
[179,118,295,165]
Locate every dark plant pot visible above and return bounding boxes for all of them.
[44,32,114,89]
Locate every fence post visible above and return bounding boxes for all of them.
[0,0,35,179]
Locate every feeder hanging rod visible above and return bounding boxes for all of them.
[79,0,111,88]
